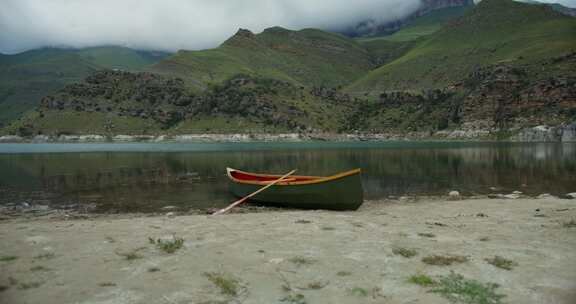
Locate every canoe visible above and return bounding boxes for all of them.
[226,168,364,210]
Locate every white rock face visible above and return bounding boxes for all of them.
[512,123,576,142]
[0,135,24,142]
[513,125,560,142]
[537,193,553,199]
[561,123,576,142]
[58,135,107,142]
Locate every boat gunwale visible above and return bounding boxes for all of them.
[226,167,361,186]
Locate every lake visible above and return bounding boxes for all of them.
[0,142,575,213]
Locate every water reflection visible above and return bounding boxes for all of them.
[0,142,574,212]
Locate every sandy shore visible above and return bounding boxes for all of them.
[1,197,575,304]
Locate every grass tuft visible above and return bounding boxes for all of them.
[408,274,436,286]
[204,271,243,297]
[18,281,43,290]
[147,267,161,272]
[280,293,307,304]
[430,272,505,304]
[393,247,418,258]
[337,271,352,276]
[288,256,315,267]
[302,281,328,290]
[563,219,576,228]
[30,265,50,272]
[348,287,369,297]
[0,256,18,262]
[422,254,468,266]
[485,256,518,270]
[116,248,145,261]
[418,233,436,238]
[34,252,55,260]
[149,235,184,254]
[98,282,116,287]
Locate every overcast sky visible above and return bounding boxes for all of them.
[1,0,575,54]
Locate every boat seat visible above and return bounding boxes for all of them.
[261,178,297,184]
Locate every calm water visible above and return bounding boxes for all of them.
[0,142,575,213]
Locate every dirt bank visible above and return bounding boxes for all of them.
[1,197,575,304]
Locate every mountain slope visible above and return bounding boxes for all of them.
[151,27,374,88]
[348,0,576,92]
[0,47,170,126]
[4,71,356,136]
[343,0,474,38]
[376,6,473,42]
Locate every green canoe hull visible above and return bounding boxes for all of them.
[228,172,364,211]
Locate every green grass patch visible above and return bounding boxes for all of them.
[149,235,184,254]
[430,272,505,304]
[393,247,418,258]
[418,233,436,238]
[116,248,145,261]
[18,281,43,290]
[33,252,55,260]
[485,256,518,270]
[204,271,243,297]
[0,255,18,262]
[279,293,307,304]
[422,255,469,266]
[408,274,437,286]
[348,287,369,297]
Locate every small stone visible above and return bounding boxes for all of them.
[268,258,284,264]
[503,194,520,199]
[512,191,523,195]
[448,191,461,200]
[166,212,175,218]
[566,193,576,199]
[537,193,552,199]
[489,187,498,191]
[161,206,177,211]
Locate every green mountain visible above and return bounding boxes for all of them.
[348,0,576,92]
[0,46,170,126]
[151,27,374,89]
[373,6,473,42]
[3,0,575,140]
[4,71,355,136]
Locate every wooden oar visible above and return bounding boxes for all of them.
[212,169,296,215]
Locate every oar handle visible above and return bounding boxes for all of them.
[212,169,297,216]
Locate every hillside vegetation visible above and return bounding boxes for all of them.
[0,47,169,126]
[348,0,576,92]
[151,27,374,88]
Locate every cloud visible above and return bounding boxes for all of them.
[0,0,422,54]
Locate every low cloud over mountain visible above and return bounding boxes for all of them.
[0,0,423,54]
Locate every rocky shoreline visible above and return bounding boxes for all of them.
[1,123,575,143]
